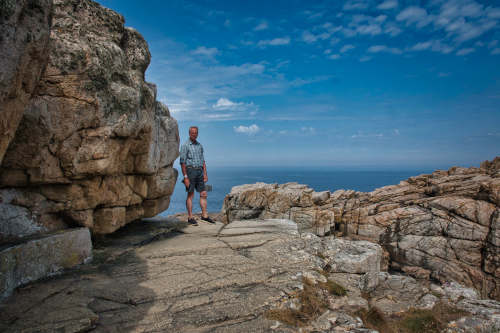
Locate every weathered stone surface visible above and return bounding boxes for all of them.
[222,182,335,235]
[321,238,382,274]
[222,157,500,300]
[1,216,499,332]
[0,0,179,238]
[0,227,91,300]
[0,0,52,165]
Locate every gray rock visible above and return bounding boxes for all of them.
[0,228,92,300]
[322,238,382,274]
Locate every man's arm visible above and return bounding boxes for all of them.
[181,163,189,188]
[203,161,208,183]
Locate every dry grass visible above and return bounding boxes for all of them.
[265,276,349,327]
[356,301,470,333]
[319,279,347,296]
[264,277,330,327]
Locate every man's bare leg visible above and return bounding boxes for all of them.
[200,191,208,218]
[186,191,195,218]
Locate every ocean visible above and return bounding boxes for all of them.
[159,167,433,216]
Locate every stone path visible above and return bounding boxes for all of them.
[0,215,318,332]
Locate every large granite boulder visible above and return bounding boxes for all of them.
[0,0,52,165]
[221,157,500,300]
[0,0,179,240]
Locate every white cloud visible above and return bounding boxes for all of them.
[224,19,231,28]
[367,45,403,54]
[301,127,316,135]
[492,48,500,54]
[359,56,372,62]
[328,54,341,60]
[343,0,370,11]
[192,46,219,57]
[384,23,402,36]
[301,30,331,43]
[377,0,398,10]
[234,124,260,135]
[340,44,355,53]
[396,6,433,28]
[409,40,454,54]
[258,36,291,47]
[254,21,269,31]
[456,47,475,55]
[488,40,498,48]
[438,72,451,77]
[213,98,242,110]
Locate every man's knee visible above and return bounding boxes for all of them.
[200,191,207,198]
[187,191,195,199]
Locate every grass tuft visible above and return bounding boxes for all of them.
[320,279,347,296]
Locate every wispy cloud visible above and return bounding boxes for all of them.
[456,48,475,56]
[340,44,355,53]
[258,36,291,47]
[367,45,402,54]
[377,0,398,10]
[343,0,370,11]
[234,124,260,135]
[253,21,268,31]
[302,30,331,43]
[192,46,219,57]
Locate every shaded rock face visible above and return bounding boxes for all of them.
[222,157,500,300]
[0,0,179,240]
[0,0,52,165]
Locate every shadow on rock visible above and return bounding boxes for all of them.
[0,217,188,332]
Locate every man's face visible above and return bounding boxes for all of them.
[189,128,198,141]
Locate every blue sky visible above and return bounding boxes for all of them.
[97,0,499,169]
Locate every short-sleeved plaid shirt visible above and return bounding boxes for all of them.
[179,140,205,167]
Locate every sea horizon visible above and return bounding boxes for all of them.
[160,166,438,216]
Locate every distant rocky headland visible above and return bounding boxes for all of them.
[0,0,499,331]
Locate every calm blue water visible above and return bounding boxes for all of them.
[159,167,432,216]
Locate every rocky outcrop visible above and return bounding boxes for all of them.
[222,183,335,235]
[0,0,179,240]
[0,0,52,165]
[222,157,500,301]
[1,217,498,332]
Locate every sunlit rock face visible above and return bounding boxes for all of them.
[0,0,53,165]
[222,157,500,300]
[0,0,179,240]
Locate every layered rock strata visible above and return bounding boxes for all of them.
[0,0,179,240]
[222,157,500,300]
[0,0,53,164]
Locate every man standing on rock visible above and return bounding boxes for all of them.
[180,126,215,225]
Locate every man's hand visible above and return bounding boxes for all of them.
[184,178,190,189]
[203,174,208,182]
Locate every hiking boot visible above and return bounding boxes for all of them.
[201,216,215,224]
[188,218,198,226]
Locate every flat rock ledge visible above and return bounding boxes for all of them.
[0,228,92,300]
[1,217,498,332]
